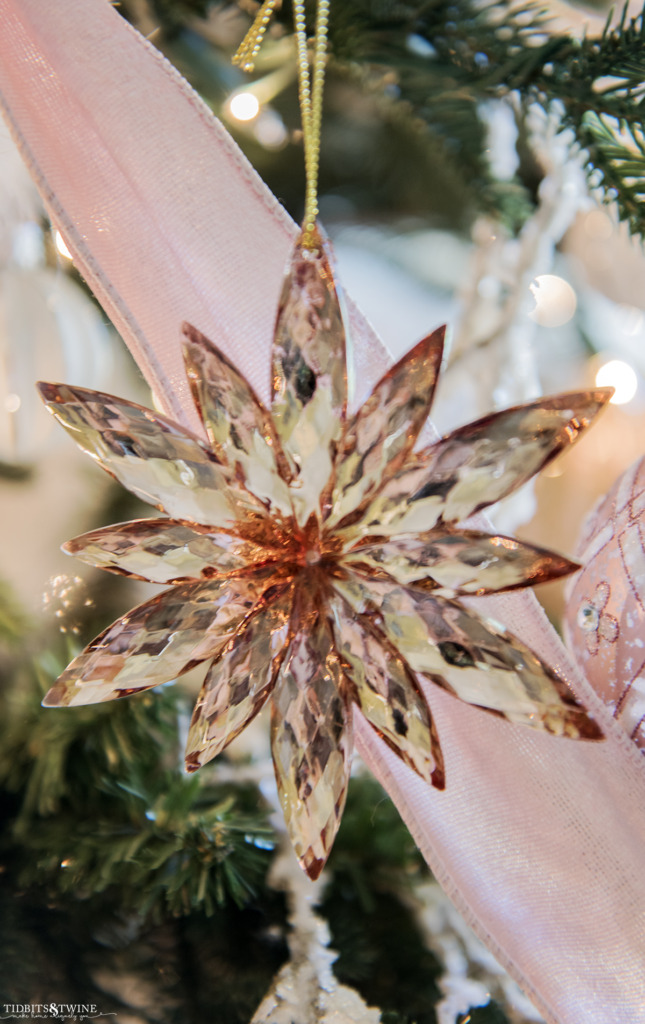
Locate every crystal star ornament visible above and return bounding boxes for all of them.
[39,224,607,879]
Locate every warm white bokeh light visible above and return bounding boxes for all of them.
[5,393,21,413]
[228,92,260,122]
[595,359,638,405]
[254,109,288,149]
[55,231,72,259]
[529,274,577,327]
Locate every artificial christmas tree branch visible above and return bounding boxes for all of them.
[0,635,277,916]
[327,0,645,233]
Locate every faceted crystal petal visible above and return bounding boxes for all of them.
[38,382,263,527]
[328,327,445,525]
[329,593,444,788]
[348,390,612,539]
[185,585,293,771]
[271,602,352,879]
[42,573,276,707]
[345,528,578,595]
[182,323,293,515]
[64,518,272,585]
[334,573,603,740]
[271,225,347,523]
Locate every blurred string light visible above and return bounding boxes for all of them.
[224,62,294,149]
[529,274,577,327]
[595,359,638,405]
[55,230,73,260]
[254,108,288,149]
[225,89,288,148]
[228,90,260,121]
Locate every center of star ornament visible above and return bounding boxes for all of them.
[261,515,339,573]
[38,223,608,879]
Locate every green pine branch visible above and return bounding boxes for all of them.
[528,5,645,234]
[15,769,275,916]
[574,112,645,234]
[326,0,552,228]
[326,0,645,233]
[0,636,276,918]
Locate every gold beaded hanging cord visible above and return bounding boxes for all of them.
[234,0,330,249]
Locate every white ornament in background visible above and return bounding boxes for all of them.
[0,123,113,467]
[0,260,113,466]
[529,274,577,328]
[0,118,40,246]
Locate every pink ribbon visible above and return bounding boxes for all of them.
[1,2,644,1018]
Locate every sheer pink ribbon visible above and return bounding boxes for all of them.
[2,2,645,1019]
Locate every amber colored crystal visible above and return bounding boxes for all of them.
[333,573,602,739]
[42,572,274,707]
[272,591,352,879]
[271,224,347,525]
[345,528,578,595]
[40,223,609,877]
[330,593,445,787]
[327,327,445,526]
[183,322,293,516]
[38,381,265,526]
[345,392,611,540]
[186,584,294,771]
[64,518,271,584]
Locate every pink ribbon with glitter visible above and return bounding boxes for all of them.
[1,2,645,1019]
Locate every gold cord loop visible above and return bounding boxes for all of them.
[232,0,281,73]
[234,0,330,250]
